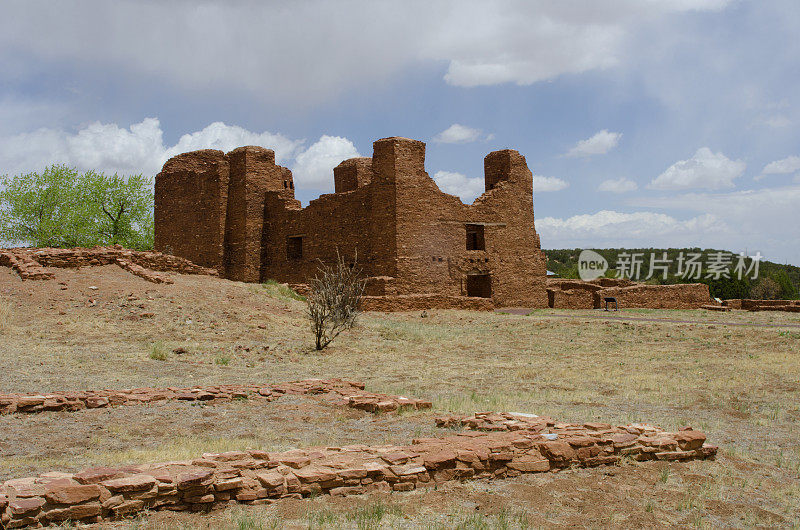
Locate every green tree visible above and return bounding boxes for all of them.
[82,172,154,250]
[0,165,154,250]
[0,165,85,247]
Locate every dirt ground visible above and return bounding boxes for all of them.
[1,265,799,528]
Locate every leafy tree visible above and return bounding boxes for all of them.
[770,269,798,299]
[0,165,85,247]
[81,172,154,250]
[0,165,154,249]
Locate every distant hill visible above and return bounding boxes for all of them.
[544,248,800,300]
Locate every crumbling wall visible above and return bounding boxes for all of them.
[738,299,800,312]
[224,147,294,282]
[597,283,712,309]
[381,139,547,308]
[155,137,549,308]
[0,247,216,284]
[547,288,596,309]
[260,185,378,285]
[154,150,229,270]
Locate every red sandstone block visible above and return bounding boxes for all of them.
[255,472,284,488]
[102,474,157,493]
[45,501,101,522]
[74,467,131,484]
[293,466,338,483]
[44,484,101,505]
[8,497,44,515]
[506,456,550,473]
[423,450,457,469]
[176,469,214,490]
[674,430,706,451]
[214,478,243,491]
[538,441,577,463]
[112,499,145,515]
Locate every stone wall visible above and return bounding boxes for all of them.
[596,283,712,309]
[154,150,230,271]
[547,288,597,309]
[544,279,712,310]
[360,294,494,312]
[0,247,216,284]
[155,137,548,309]
[0,408,715,528]
[730,299,800,312]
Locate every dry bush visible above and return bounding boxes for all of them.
[751,277,781,300]
[307,252,366,350]
[0,296,12,335]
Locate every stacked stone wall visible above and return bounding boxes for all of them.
[0,407,715,528]
[154,150,229,271]
[595,283,712,309]
[0,247,216,284]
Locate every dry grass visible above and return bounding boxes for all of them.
[2,265,800,528]
[0,294,12,334]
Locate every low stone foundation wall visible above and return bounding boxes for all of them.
[360,294,493,312]
[0,251,54,281]
[0,412,715,528]
[736,299,800,312]
[544,279,712,310]
[547,288,596,309]
[596,283,712,309]
[0,379,431,417]
[0,246,216,284]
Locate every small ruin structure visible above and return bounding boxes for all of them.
[154,137,548,309]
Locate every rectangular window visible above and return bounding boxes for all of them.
[465,224,485,251]
[287,236,303,260]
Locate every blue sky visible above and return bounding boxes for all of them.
[1,0,799,263]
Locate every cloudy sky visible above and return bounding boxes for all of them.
[1,0,799,263]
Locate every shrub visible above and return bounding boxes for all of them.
[751,277,782,300]
[307,252,366,350]
[148,341,167,361]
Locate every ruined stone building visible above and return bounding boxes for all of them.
[154,136,548,309]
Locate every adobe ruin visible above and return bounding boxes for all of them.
[154,137,548,309]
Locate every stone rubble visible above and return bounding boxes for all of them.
[0,379,432,417]
[0,412,715,528]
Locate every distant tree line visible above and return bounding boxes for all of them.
[0,165,154,250]
[546,248,800,300]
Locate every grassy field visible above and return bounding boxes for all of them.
[1,265,799,528]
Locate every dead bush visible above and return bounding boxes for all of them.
[307,252,366,350]
[751,277,781,300]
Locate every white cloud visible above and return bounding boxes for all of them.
[564,130,622,158]
[598,177,638,193]
[761,115,791,128]
[0,118,303,178]
[538,210,725,247]
[534,175,569,192]
[164,123,300,165]
[761,155,800,175]
[649,147,745,190]
[432,124,485,144]
[433,171,485,202]
[629,185,800,264]
[291,135,361,190]
[0,1,734,102]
